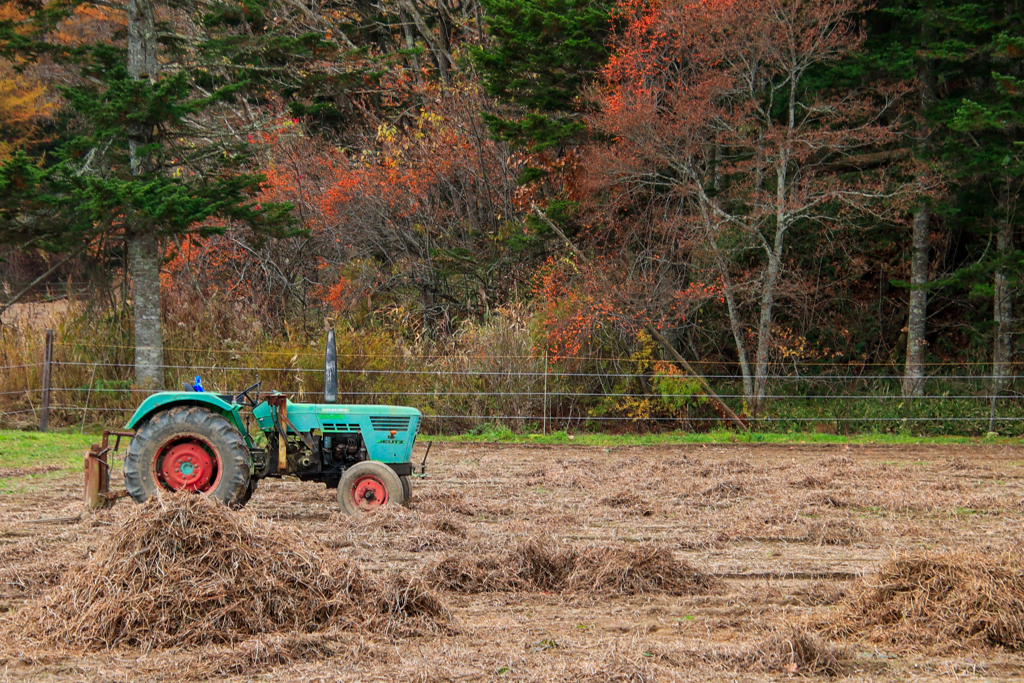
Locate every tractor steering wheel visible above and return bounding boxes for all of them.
[235,380,262,408]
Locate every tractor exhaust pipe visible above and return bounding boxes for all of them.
[324,329,338,404]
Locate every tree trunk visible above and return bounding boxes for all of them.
[436,0,453,77]
[903,10,936,399]
[127,0,158,81]
[129,232,164,389]
[400,0,452,84]
[753,235,784,411]
[752,158,790,412]
[992,184,1013,401]
[903,206,930,397]
[398,7,423,80]
[712,243,753,402]
[127,0,163,389]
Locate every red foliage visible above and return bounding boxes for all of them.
[166,80,522,335]
[544,0,916,399]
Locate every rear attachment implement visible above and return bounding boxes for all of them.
[84,430,133,510]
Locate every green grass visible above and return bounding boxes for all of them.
[431,425,1017,447]
[0,430,95,469]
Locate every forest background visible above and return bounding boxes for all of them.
[0,0,1021,436]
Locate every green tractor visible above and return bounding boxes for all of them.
[112,333,423,515]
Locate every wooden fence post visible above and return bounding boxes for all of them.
[543,348,549,436]
[40,328,53,432]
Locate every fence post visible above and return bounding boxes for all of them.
[543,348,548,436]
[40,328,53,432]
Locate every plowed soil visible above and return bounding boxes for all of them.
[2,440,1023,681]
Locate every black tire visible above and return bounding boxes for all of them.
[400,475,412,505]
[239,477,259,507]
[125,406,251,508]
[337,461,404,515]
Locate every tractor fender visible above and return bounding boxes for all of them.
[125,392,247,439]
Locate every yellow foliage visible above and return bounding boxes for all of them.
[0,2,63,159]
[0,64,53,160]
[609,332,708,422]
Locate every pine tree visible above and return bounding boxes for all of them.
[946,19,1023,409]
[862,1,1023,393]
[0,0,384,386]
[473,0,615,265]
[474,0,613,156]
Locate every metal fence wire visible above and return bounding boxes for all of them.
[1,341,1021,435]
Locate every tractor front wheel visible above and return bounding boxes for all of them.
[125,406,251,508]
[337,461,404,515]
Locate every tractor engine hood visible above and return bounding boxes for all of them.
[253,399,422,464]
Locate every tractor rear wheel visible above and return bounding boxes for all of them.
[240,477,258,506]
[125,406,251,508]
[400,475,412,505]
[337,461,404,515]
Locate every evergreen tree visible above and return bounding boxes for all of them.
[946,19,1023,403]
[473,0,615,267]
[474,0,613,158]
[861,1,1023,390]
[0,0,385,386]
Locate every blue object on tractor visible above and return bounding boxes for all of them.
[126,391,249,441]
[119,333,423,515]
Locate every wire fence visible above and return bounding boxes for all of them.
[1,348,1022,436]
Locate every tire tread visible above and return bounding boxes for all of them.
[125,405,251,508]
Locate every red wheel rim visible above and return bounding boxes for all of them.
[350,474,389,511]
[158,438,218,492]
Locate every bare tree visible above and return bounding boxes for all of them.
[590,0,911,413]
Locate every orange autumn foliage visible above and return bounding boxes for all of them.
[164,80,523,334]
[0,4,55,159]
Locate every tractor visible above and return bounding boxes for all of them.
[87,332,423,515]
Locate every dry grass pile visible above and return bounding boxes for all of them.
[697,457,756,478]
[792,581,848,606]
[145,630,395,680]
[8,493,450,650]
[751,629,847,676]
[831,550,1024,650]
[790,474,830,489]
[414,490,485,516]
[701,479,745,500]
[801,518,865,546]
[567,544,720,595]
[656,628,847,676]
[425,539,565,593]
[0,538,77,601]
[428,538,720,596]
[598,492,654,516]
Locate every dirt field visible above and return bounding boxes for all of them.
[2,440,1023,682]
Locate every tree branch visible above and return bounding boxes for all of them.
[0,238,96,321]
[530,203,749,430]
